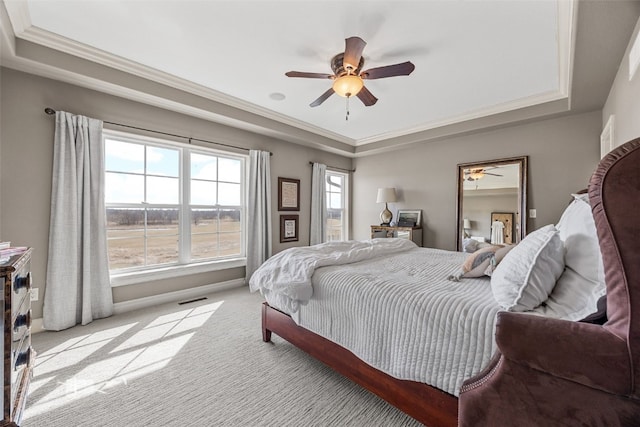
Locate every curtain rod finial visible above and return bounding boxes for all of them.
[44,108,56,115]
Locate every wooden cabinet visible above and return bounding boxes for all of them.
[1,248,34,427]
[370,225,423,247]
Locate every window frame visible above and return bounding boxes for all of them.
[104,129,247,286]
[325,169,349,242]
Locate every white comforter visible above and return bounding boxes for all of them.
[249,239,417,313]
[250,240,500,396]
[292,247,500,396]
[251,240,603,396]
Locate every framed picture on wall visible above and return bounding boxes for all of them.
[397,209,422,227]
[278,177,300,211]
[280,215,299,243]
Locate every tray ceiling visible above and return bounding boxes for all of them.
[1,1,574,151]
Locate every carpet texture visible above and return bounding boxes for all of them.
[23,287,421,426]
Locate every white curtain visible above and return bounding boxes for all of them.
[43,111,113,331]
[246,150,272,282]
[310,162,327,245]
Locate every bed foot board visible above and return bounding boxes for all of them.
[260,302,458,427]
[261,302,272,342]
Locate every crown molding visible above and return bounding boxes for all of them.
[354,90,568,147]
[3,2,357,146]
[559,0,577,107]
[2,0,29,35]
[352,96,570,158]
[0,2,15,57]
[357,0,576,146]
[2,0,577,155]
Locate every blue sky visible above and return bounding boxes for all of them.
[105,139,241,205]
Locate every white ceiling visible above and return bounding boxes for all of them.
[1,0,572,149]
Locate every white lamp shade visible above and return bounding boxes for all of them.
[463,218,471,229]
[376,188,397,203]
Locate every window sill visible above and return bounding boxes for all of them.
[110,257,246,287]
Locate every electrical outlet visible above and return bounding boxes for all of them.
[30,288,39,301]
[529,209,537,219]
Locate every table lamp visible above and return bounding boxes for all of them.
[376,188,397,226]
[463,218,471,237]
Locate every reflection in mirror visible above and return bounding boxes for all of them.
[456,157,527,251]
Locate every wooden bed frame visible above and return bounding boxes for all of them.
[262,302,458,427]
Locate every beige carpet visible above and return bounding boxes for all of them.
[23,287,420,426]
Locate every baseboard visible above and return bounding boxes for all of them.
[31,278,246,334]
[32,317,44,334]
[113,278,246,315]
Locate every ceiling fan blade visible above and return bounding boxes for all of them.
[310,88,335,107]
[361,61,415,79]
[356,86,378,107]
[344,36,367,71]
[286,71,334,79]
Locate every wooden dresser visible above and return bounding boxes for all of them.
[0,248,34,427]
[370,225,423,247]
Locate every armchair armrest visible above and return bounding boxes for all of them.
[495,311,631,395]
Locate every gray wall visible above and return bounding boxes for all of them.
[603,17,640,147]
[352,111,603,250]
[4,10,640,321]
[0,68,352,318]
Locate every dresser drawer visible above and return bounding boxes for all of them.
[12,296,31,345]
[11,335,31,406]
[1,248,33,425]
[11,269,31,319]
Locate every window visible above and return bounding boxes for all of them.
[325,170,349,241]
[104,131,245,274]
[629,28,640,81]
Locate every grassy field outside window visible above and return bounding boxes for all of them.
[104,132,245,272]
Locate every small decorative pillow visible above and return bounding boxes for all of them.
[491,224,565,311]
[448,245,506,281]
[483,244,517,276]
[462,238,479,253]
[462,245,500,274]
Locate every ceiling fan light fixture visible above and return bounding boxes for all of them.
[332,74,364,98]
[286,36,414,108]
[469,170,485,180]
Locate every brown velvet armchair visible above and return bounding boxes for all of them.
[458,138,640,426]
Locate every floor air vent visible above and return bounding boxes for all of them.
[178,297,208,305]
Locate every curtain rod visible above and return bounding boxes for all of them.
[309,161,355,173]
[44,107,272,156]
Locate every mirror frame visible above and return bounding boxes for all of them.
[456,156,528,251]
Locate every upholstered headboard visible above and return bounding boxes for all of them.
[459,137,640,426]
[589,137,640,397]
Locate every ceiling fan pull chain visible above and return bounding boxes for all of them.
[345,96,350,121]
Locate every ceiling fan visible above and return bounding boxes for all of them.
[285,36,415,109]
[465,168,503,181]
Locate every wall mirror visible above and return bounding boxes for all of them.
[456,156,528,251]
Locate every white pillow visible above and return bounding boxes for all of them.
[555,194,605,288]
[545,194,606,320]
[491,224,565,311]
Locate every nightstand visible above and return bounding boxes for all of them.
[370,225,423,247]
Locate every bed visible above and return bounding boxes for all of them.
[250,138,640,426]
